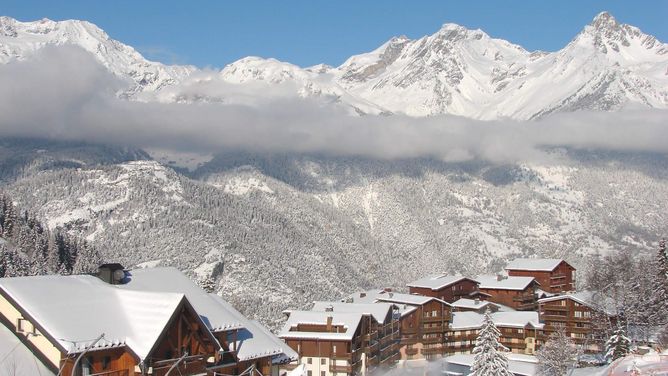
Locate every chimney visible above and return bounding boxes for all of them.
[384,287,393,292]
[326,316,333,331]
[388,292,394,298]
[474,298,480,305]
[360,292,367,298]
[96,263,126,285]
[496,274,507,281]
[325,305,334,312]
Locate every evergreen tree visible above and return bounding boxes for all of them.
[197,277,217,293]
[536,328,581,376]
[469,310,513,376]
[605,326,631,361]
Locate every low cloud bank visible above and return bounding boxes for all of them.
[1,46,666,163]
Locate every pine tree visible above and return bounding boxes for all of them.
[469,310,513,376]
[605,326,631,361]
[197,277,217,293]
[536,328,581,376]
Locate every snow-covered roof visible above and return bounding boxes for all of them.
[445,353,538,376]
[344,289,449,317]
[311,301,394,324]
[119,267,244,332]
[120,267,295,362]
[406,275,476,290]
[207,294,297,363]
[0,323,55,376]
[450,311,543,330]
[476,275,538,291]
[450,298,499,311]
[0,274,189,360]
[279,311,363,341]
[505,258,569,272]
[538,291,617,316]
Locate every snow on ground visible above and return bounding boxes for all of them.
[144,148,214,172]
[135,259,163,269]
[222,177,274,196]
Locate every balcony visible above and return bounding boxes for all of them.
[422,346,445,355]
[422,316,445,323]
[421,336,443,345]
[330,364,353,373]
[90,371,129,376]
[422,326,446,334]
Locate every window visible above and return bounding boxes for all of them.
[574,311,583,318]
[321,372,326,376]
[307,371,312,376]
[321,358,326,365]
[307,358,312,364]
[432,310,438,317]
[560,300,567,306]
[517,329,524,334]
[584,311,591,318]
[332,345,337,354]
[102,356,111,370]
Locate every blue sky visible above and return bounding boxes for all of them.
[3,1,667,68]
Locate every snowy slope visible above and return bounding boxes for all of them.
[1,12,665,119]
[0,16,194,95]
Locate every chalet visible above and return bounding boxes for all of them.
[406,275,485,303]
[476,275,541,311]
[309,301,401,371]
[446,311,544,355]
[345,290,452,361]
[450,298,502,314]
[279,311,368,376]
[505,258,576,293]
[0,267,296,376]
[538,291,616,353]
[118,267,298,375]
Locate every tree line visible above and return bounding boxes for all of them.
[0,192,103,277]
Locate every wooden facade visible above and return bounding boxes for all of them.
[479,280,540,311]
[507,261,576,293]
[280,310,401,376]
[407,278,481,303]
[445,323,542,355]
[538,295,613,353]
[396,299,452,361]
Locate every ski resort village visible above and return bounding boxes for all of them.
[0,252,667,375]
[1,2,668,376]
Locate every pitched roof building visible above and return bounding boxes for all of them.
[505,258,576,293]
[0,267,296,376]
[476,275,541,311]
[406,275,485,303]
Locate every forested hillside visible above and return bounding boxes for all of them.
[0,192,103,277]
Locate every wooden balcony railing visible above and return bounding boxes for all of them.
[90,371,129,376]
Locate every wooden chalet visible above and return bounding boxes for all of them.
[309,301,401,371]
[446,311,544,355]
[538,291,616,353]
[279,311,369,376]
[406,275,484,303]
[450,298,501,314]
[506,258,576,293]
[0,267,296,376]
[476,275,541,311]
[345,290,452,361]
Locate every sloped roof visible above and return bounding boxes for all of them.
[445,353,538,376]
[119,267,244,332]
[279,311,363,341]
[0,274,185,360]
[0,323,55,376]
[120,267,296,363]
[311,301,394,324]
[538,291,617,316]
[451,298,499,311]
[406,275,476,290]
[476,275,538,291]
[207,294,297,363]
[505,258,569,272]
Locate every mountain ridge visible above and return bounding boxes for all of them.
[1,12,666,119]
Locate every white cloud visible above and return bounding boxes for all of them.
[0,46,666,163]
